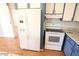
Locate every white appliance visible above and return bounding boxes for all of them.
[16,4,41,51]
[45,29,65,51]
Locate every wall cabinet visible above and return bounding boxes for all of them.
[73,4,79,22]
[46,3,79,22]
[45,3,64,19]
[46,3,54,14]
[55,4,64,14]
[63,4,76,21]
[46,3,64,14]
[63,34,79,56]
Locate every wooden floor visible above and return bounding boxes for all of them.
[0,36,64,56]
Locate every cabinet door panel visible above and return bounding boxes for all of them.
[55,3,64,13]
[66,35,75,46]
[73,4,79,21]
[46,3,54,14]
[28,9,41,51]
[64,38,73,56]
[72,49,79,56]
[71,44,79,56]
[63,3,75,21]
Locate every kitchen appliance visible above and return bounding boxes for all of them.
[16,3,45,52]
[45,29,65,51]
[17,9,41,51]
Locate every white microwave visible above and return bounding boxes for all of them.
[45,30,65,51]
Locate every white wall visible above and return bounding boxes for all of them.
[0,21,3,35]
[0,3,15,38]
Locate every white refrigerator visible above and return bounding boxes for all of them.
[16,5,41,51]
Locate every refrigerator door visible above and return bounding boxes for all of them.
[28,9,41,51]
[17,9,29,49]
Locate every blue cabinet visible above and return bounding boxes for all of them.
[63,35,75,56]
[64,39,73,56]
[71,44,79,56]
[63,34,79,56]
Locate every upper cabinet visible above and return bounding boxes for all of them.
[73,4,79,22]
[46,3,54,14]
[55,4,64,14]
[45,3,64,19]
[45,3,79,22]
[63,3,76,21]
[46,3,64,14]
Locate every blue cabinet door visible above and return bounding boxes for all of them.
[66,36,75,46]
[63,34,79,56]
[72,49,79,56]
[71,44,79,56]
[64,39,73,56]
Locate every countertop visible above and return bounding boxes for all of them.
[63,30,79,45]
